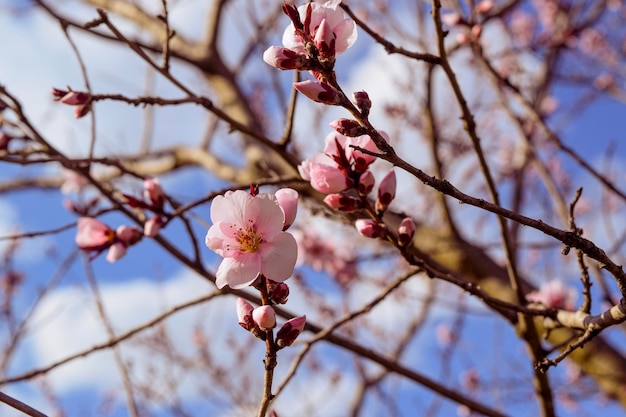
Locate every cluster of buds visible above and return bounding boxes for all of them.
[75,217,142,262]
[236,297,306,349]
[52,87,91,119]
[263,0,358,106]
[441,0,493,44]
[123,177,167,237]
[298,127,383,203]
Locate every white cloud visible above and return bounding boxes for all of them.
[25,270,218,393]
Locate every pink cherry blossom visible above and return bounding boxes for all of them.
[115,225,142,246]
[526,280,577,310]
[397,217,416,246]
[205,190,298,289]
[75,217,115,251]
[282,0,357,56]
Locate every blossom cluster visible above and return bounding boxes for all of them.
[74,177,168,262]
[263,0,357,105]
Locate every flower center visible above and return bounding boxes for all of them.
[235,225,263,253]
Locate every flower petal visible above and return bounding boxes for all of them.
[259,232,298,282]
[215,254,261,289]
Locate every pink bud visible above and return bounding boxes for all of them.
[144,216,164,237]
[471,25,482,39]
[106,242,127,262]
[115,225,142,246]
[144,177,165,209]
[324,193,361,212]
[357,170,375,196]
[329,118,366,137]
[276,315,306,348]
[352,91,371,116]
[74,103,91,119]
[52,88,69,101]
[376,169,396,213]
[263,46,310,70]
[75,217,115,251]
[355,219,386,239]
[293,80,342,105]
[397,217,416,246]
[252,305,276,330]
[441,13,460,27]
[475,0,494,14]
[236,298,255,331]
[308,163,352,194]
[275,188,298,230]
[59,91,90,105]
[314,18,336,60]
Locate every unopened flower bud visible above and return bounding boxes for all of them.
[398,217,416,246]
[314,18,336,61]
[106,242,127,262]
[263,46,311,70]
[355,219,386,239]
[293,81,342,105]
[329,118,367,137]
[144,177,165,210]
[252,305,276,330]
[115,225,142,246]
[324,193,361,212]
[269,281,290,304]
[357,170,375,196]
[376,169,396,214]
[74,103,91,119]
[52,88,69,101]
[353,91,371,116]
[471,24,482,39]
[475,0,494,14]
[144,216,164,237]
[275,188,298,230]
[236,298,255,331]
[60,91,90,106]
[276,315,306,348]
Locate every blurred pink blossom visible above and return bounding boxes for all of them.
[205,190,298,289]
[526,280,577,310]
[75,217,115,251]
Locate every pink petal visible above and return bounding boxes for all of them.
[210,190,250,226]
[259,232,297,282]
[333,19,358,54]
[215,254,261,289]
[245,194,285,238]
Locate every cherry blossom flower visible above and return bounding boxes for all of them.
[205,190,298,289]
[144,177,165,209]
[526,280,577,310]
[281,0,357,57]
[237,298,255,331]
